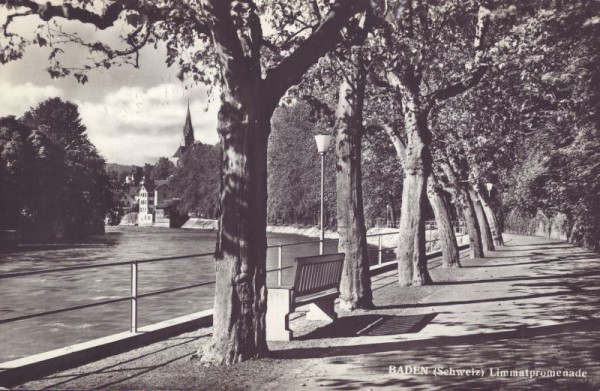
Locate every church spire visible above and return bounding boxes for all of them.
[183,100,195,148]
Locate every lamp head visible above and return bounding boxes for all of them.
[314,134,331,154]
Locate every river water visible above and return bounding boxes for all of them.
[0,226,378,362]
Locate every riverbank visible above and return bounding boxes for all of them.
[178,219,401,250]
[266,224,400,249]
[16,234,600,390]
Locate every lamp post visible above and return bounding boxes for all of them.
[314,134,331,255]
[485,182,493,198]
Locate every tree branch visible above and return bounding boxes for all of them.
[264,0,371,112]
[425,3,491,108]
[3,0,139,30]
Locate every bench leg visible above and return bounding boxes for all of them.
[306,298,337,322]
[266,288,293,341]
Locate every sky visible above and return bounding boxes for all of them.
[0,13,220,165]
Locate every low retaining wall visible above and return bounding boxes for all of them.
[0,310,213,387]
[181,218,218,230]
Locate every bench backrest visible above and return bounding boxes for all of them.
[293,253,345,296]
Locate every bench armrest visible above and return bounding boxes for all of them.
[269,285,294,291]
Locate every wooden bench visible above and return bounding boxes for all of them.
[266,253,345,341]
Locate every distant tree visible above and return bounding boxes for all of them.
[142,163,153,183]
[132,166,143,186]
[362,126,403,227]
[105,163,136,184]
[105,171,126,225]
[170,143,220,219]
[0,116,37,231]
[0,116,64,237]
[19,98,113,238]
[267,103,336,227]
[151,157,175,181]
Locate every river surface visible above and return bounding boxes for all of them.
[0,226,392,362]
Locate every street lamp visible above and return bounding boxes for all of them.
[485,182,493,198]
[314,134,331,255]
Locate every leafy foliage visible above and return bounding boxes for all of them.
[267,102,336,226]
[169,143,220,219]
[0,98,116,240]
[151,157,176,181]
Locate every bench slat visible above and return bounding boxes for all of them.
[293,253,345,297]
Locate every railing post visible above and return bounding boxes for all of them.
[378,234,382,265]
[130,261,138,333]
[277,246,283,286]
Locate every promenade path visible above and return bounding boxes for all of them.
[15,234,600,390]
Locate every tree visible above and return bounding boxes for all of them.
[1,99,113,239]
[1,0,376,363]
[105,171,127,225]
[22,98,111,238]
[142,163,153,183]
[427,173,461,267]
[0,116,40,232]
[333,48,373,310]
[151,157,176,181]
[132,166,144,185]
[170,143,220,219]
[267,103,336,227]
[361,126,403,228]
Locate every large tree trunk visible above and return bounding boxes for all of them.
[475,185,504,246]
[198,2,271,364]
[335,57,373,310]
[393,66,433,286]
[469,186,494,251]
[201,86,271,365]
[427,174,460,268]
[462,187,485,258]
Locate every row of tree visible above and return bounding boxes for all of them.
[0,98,117,240]
[2,0,597,365]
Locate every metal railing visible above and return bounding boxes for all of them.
[0,227,465,337]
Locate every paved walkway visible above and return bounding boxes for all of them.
[15,234,600,390]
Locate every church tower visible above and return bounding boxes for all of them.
[182,101,195,148]
[171,101,196,166]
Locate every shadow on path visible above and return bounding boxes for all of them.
[272,319,600,360]
[300,313,438,340]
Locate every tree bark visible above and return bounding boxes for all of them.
[439,160,484,259]
[391,66,433,286]
[202,88,271,365]
[475,185,504,246]
[335,54,373,310]
[427,173,460,268]
[462,186,485,258]
[469,186,494,251]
